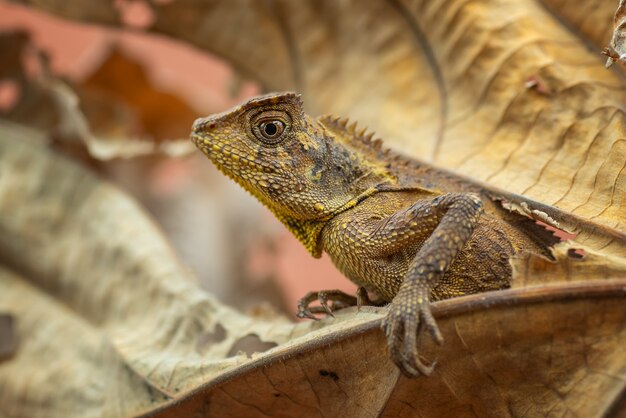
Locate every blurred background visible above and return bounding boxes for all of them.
[0,1,354,316]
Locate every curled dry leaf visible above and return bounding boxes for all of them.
[48,76,196,159]
[78,46,201,157]
[501,200,561,229]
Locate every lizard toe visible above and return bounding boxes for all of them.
[418,301,444,345]
[382,310,404,368]
[383,299,441,377]
[296,309,320,320]
[403,309,437,376]
[317,291,336,317]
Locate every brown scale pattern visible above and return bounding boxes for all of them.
[322,191,521,375]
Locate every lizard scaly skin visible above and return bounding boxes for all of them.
[190,92,551,377]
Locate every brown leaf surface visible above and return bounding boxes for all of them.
[145,281,626,418]
[4,1,626,417]
[390,0,626,238]
[511,241,626,287]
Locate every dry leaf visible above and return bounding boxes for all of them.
[540,0,617,53]
[0,30,29,80]
[1,120,625,416]
[48,75,196,159]
[144,281,626,417]
[80,46,200,145]
[512,241,626,287]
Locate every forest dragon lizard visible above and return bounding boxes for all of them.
[190,92,558,377]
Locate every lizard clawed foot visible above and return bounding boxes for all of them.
[296,289,358,320]
[381,293,443,377]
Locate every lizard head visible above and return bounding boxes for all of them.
[191,92,396,255]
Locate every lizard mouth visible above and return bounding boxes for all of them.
[189,133,211,160]
[190,115,218,156]
[190,115,224,146]
[189,131,267,178]
[189,131,203,148]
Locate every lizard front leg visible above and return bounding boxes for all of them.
[373,193,484,377]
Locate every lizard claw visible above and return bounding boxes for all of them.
[296,289,358,320]
[381,293,443,377]
[296,308,321,321]
[317,291,335,317]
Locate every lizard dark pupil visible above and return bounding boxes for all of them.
[264,123,278,136]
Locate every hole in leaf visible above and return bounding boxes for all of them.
[567,248,586,259]
[319,369,339,381]
[227,333,277,357]
[536,221,577,242]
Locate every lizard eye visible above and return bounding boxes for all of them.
[249,110,291,145]
[258,120,285,141]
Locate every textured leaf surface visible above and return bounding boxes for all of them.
[145,282,626,418]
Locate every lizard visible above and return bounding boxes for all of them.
[190,92,559,377]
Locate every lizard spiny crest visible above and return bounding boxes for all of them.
[191,92,397,256]
[319,114,385,153]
